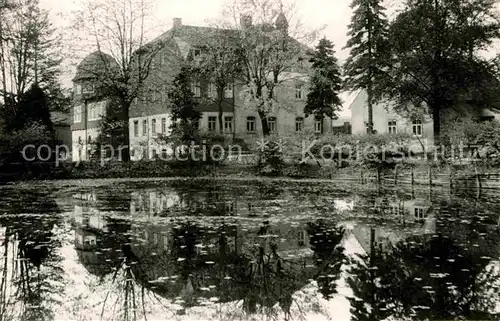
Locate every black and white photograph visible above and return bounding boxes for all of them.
[1,0,500,320]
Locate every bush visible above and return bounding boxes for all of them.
[256,140,285,176]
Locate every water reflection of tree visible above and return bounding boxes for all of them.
[307,220,346,299]
[0,188,63,321]
[347,232,500,321]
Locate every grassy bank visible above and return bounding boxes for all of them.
[0,159,496,191]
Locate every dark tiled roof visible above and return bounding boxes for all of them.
[50,111,71,126]
[73,51,119,81]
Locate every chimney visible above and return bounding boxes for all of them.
[173,17,182,28]
[240,15,252,29]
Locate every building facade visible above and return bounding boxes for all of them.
[70,52,121,162]
[350,90,435,147]
[71,16,333,162]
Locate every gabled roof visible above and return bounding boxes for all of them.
[74,51,119,81]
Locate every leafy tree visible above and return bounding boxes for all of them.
[304,37,343,133]
[4,83,54,133]
[380,0,500,142]
[343,0,389,134]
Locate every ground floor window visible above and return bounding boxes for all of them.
[267,116,276,133]
[412,120,422,136]
[224,116,233,133]
[247,116,256,132]
[208,116,217,132]
[388,120,397,134]
[296,117,304,132]
[314,118,323,133]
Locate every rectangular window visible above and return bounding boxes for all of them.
[295,117,304,132]
[267,117,276,133]
[314,118,323,133]
[152,118,157,134]
[297,230,306,247]
[224,116,233,133]
[191,81,201,97]
[295,84,303,99]
[161,118,166,133]
[414,207,425,219]
[224,83,233,98]
[207,83,217,99]
[388,120,397,134]
[193,48,201,57]
[133,121,139,137]
[74,105,82,123]
[247,116,256,132]
[142,119,147,136]
[412,120,423,136]
[208,116,217,132]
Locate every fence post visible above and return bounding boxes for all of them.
[377,167,381,184]
[449,164,453,189]
[474,162,482,191]
[394,165,398,185]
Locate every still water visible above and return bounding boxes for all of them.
[0,178,499,321]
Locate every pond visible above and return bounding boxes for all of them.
[0,178,499,321]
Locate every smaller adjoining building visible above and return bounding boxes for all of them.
[350,89,500,151]
[50,111,71,159]
[350,90,434,148]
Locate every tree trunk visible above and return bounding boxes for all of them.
[367,82,374,135]
[218,88,224,135]
[121,99,131,162]
[432,103,441,146]
[258,109,269,136]
[367,11,374,135]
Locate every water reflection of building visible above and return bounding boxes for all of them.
[350,192,436,254]
[129,188,237,216]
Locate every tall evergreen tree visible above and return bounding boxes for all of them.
[343,0,389,134]
[5,83,54,134]
[304,37,343,133]
[167,66,201,146]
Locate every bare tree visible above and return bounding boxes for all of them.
[70,0,167,161]
[194,24,242,135]
[0,0,63,108]
[222,0,322,136]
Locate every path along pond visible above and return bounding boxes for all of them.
[0,178,499,321]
